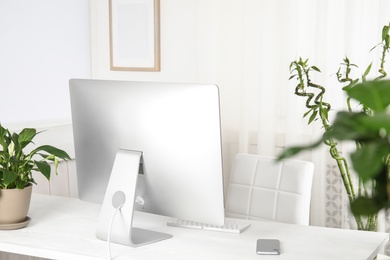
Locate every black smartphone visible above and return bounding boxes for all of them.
[256,239,280,255]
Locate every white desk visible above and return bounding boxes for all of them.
[0,194,387,260]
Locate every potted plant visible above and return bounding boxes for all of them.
[0,124,71,229]
[278,23,390,231]
[278,80,390,220]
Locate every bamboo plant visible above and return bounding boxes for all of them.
[279,23,390,231]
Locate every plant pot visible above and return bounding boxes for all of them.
[0,185,32,226]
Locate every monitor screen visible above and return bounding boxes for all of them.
[69,79,225,245]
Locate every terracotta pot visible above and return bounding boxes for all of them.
[0,185,32,224]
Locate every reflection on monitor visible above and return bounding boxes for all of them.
[69,79,225,247]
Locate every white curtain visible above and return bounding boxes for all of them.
[213,0,390,238]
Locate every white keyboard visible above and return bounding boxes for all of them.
[167,219,251,234]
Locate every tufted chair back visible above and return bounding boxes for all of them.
[225,153,314,225]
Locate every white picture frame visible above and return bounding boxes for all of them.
[109,0,160,71]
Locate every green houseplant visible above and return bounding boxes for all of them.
[278,23,390,231]
[278,79,390,218]
[0,124,71,226]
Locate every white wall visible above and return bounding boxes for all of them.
[90,0,241,190]
[91,0,220,83]
[0,0,91,125]
[0,2,88,257]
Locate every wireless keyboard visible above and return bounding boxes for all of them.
[167,219,251,234]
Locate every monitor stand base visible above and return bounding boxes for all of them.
[131,227,172,246]
[96,149,172,247]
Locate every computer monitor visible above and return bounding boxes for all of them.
[69,79,225,247]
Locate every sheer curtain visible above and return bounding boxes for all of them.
[214,0,390,239]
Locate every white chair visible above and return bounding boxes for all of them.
[225,153,314,225]
[377,254,390,260]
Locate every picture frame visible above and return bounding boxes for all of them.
[109,0,160,71]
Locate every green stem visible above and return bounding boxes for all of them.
[377,46,388,80]
[290,59,365,230]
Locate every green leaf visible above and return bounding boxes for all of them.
[319,106,328,121]
[308,110,318,124]
[360,112,390,134]
[289,61,295,72]
[325,112,375,140]
[326,111,390,143]
[35,161,51,180]
[3,169,18,186]
[343,79,360,91]
[276,139,323,161]
[0,126,10,151]
[351,78,359,86]
[347,80,390,112]
[350,197,385,216]
[18,128,37,149]
[303,108,313,118]
[363,62,373,78]
[382,25,389,41]
[311,66,321,72]
[350,142,390,182]
[382,24,390,47]
[30,145,71,160]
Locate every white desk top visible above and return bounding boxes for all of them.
[0,194,387,260]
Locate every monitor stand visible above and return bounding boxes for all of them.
[96,149,172,247]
